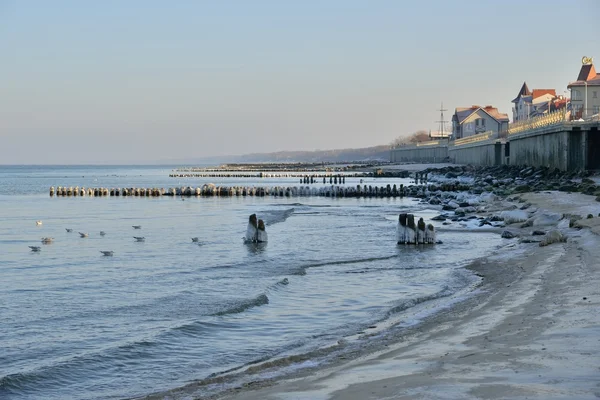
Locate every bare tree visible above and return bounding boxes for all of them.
[390,130,431,147]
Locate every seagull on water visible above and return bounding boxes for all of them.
[65,228,73,233]
[79,232,89,238]
[132,225,142,229]
[133,236,145,242]
[36,221,42,226]
[41,237,54,244]
[99,231,106,236]
[100,251,114,256]
[29,246,41,252]
[191,237,199,242]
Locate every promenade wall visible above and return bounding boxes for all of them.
[448,139,505,166]
[389,113,600,171]
[390,142,448,163]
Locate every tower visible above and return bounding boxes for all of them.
[436,102,448,138]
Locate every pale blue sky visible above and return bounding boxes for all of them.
[1,0,598,164]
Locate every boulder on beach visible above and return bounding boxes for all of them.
[539,230,567,247]
[499,210,529,224]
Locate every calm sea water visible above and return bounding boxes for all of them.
[0,165,502,400]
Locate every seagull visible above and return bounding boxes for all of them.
[29,246,41,252]
[65,228,73,233]
[133,236,145,242]
[36,221,42,226]
[79,232,89,238]
[100,251,114,256]
[41,237,54,244]
[99,231,106,236]
[191,237,199,242]
[132,225,142,229]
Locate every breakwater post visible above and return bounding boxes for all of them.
[49,182,459,199]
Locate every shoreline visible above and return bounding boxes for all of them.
[207,190,600,400]
[126,163,600,400]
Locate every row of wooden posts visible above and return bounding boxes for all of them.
[169,173,360,180]
[397,213,436,244]
[50,184,413,198]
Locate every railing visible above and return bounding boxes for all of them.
[416,140,442,147]
[508,109,567,135]
[452,131,492,146]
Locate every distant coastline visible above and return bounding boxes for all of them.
[0,145,391,166]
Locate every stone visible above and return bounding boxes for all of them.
[501,231,516,239]
[532,230,546,236]
[539,230,567,247]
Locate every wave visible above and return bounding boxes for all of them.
[385,285,454,318]
[211,293,269,317]
[139,283,461,400]
[260,208,294,226]
[290,255,397,276]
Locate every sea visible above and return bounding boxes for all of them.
[0,165,503,400]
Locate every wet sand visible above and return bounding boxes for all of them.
[218,191,600,400]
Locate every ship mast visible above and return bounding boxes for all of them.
[435,102,448,138]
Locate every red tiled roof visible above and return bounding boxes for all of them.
[482,106,509,122]
[577,64,597,81]
[568,63,600,88]
[532,89,556,99]
[454,105,509,124]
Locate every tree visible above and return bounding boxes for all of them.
[390,130,431,147]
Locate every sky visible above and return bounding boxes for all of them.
[1,0,598,164]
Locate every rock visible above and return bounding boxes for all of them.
[539,230,567,247]
[532,230,545,236]
[501,231,516,239]
[587,214,594,219]
[431,215,446,221]
[500,210,529,224]
[559,184,578,192]
[445,172,458,179]
[514,184,531,193]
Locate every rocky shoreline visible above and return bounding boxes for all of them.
[388,164,600,246]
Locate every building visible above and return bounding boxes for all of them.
[529,95,569,118]
[568,57,600,119]
[511,82,558,122]
[428,130,452,139]
[451,105,509,139]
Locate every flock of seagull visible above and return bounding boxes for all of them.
[29,221,200,256]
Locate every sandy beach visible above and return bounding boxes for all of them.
[217,191,600,400]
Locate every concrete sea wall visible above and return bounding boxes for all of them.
[448,139,505,166]
[390,144,448,163]
[390,121,600,171]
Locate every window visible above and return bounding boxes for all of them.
[593,91,598,99]
[572,90,581,100]
[593,106,600,115]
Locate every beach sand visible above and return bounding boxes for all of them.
[219,191,600,400]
